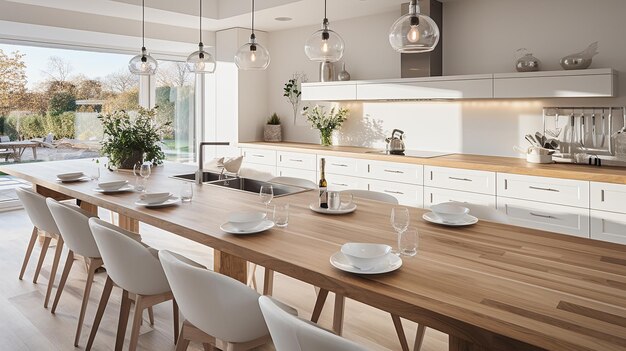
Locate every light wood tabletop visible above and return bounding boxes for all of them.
[2,159,626,351]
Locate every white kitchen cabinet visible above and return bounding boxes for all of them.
[320,156,367,177]
[497,173,589,208]
[301,82,357,101]
[326,174,368,192]
[367,160,423,185]
[356,74,493,100]
[277,151,317,171]
[242,163,276,177]
[497,197,590,238]
[425,166,496,195]
[368,179,423,207]
[493,69,616,98]
[590,182,626,214]
[276,167,317,184]
[424,187,496,209]
[241,148,276,166]
[590,210,626,245]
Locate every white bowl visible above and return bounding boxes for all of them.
[140,192,172,204]
[228,211,267,231]
[341,243,392,271]
[430,203,470,223]
[98,180,128,191]
[57,172,84,180]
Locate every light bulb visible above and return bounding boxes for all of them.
[407,25,420,43]
[197,61,205,70]
[250,51,257,62]
[321,40,329,53]
[140,61,149,71]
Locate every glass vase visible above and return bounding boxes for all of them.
[319,129,333,146]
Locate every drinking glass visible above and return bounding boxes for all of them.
[259,185,274,214]
[340,193,353,209]
[391,207,410,254]
[139,162,151,191]
[180,182,193,203]
[273,203,289,227]
[132,162,145,192]
[399,228,418,257]
[88,165,100,182]
[328,191,341,210]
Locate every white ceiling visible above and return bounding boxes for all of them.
[4,0,407,32]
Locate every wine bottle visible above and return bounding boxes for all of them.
[319,158,328,208]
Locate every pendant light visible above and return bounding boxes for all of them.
[388,0,440,53]
[128,0,158,75]
[235,0,270,70]
[304,0,344,62]
[187,0,216,74]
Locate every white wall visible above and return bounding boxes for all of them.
[266,0,626,158]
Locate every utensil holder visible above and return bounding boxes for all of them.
[526,154,553,164]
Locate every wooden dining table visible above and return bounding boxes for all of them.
[1,159,626,351]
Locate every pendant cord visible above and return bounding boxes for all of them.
[199,0,202,42]
[324,0,327,20]
[142,0,145,47]
[251,0,255,35]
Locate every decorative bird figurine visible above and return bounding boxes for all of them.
[560,41,599,70]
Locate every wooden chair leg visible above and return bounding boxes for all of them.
[263,268,274,296]
[74,258,101,347]
[391,314,410,351]
[44,236,64,308]
[311,288,329,323]
[414,324,426,351]
[128,295,145,351]
[51,250,74,313]
[173,299,180,344]
[86,276,113,351]
[147,306,155,325]
[33,235,51,283]
[115,290,132,351]
[332,294,345,336]
[175,320,190,351]
[19,227,38,280]
[247,263,258,290]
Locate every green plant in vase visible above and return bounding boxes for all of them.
[283,72,306,124]
[99,106,170,169]
[302,105,349,146]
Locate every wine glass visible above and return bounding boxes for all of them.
[133,162,144,192]
[259,185,274,215]
[391,207,410,254]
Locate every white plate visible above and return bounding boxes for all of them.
[135,197,180,208]
[57,176,91,183]
[330,251,402,274]
[309,202,357,215]
[93,185,135,193]
[422,212,478,227]
[220,219,275,235]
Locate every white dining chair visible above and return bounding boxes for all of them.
[87,218,180,351]
[449,201,510,224]
[269,176,318,189]
[259,296,368,351]
[159,250,296,351]
[341,189,399,204]
[46,198,101,347]
[15,187,66,309]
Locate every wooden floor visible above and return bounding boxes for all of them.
[0,207,448,351]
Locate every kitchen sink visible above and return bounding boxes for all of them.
[171,171,235,183]
[209,178,311,197]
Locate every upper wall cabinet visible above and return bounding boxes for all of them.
[301,68,617,101]
[493,68,617,99]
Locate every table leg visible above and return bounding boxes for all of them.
[79,201,98,216]
[118,214,139,233]
[32,146,37,160]
[449,335,487,351]
[213,250,247,284]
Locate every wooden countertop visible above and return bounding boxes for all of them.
[3,159,626,351]
[239,141,626,185]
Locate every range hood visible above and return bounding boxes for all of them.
[401,0,443,78]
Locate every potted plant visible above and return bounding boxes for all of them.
[99,107,170,169]
[302,105,349,146]
[264,113,282,142]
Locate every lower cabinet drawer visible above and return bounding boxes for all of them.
[326,174,368,192]
[497,173,589,208]
[497,197,590,238]
[277,151,317,171]
[367,161,423,185]
[425,166,496,195]
[321,156,365,176]
[591,210,626,245]
[424,187,496,209]
[241,148,277,166]
[276,167,317,184]
[368,179,423,208]
[590,182,626,214]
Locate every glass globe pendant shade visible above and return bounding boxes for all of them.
[186,43,216,73]
[235,35,270,70]
[388,2,440,53]
[304,20,344,62]
[128,47,158,75]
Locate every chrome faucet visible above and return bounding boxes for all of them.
[196,141,230,184]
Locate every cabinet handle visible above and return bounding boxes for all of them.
[252,154,265,158]
[529,186,559,192]
[332,163,348,167]
[384,190,404,195]
[334,183,348,187]
[289,159,303,162]
[530,212,556,219]
[601,190,605,202]
[384,169,404,174]
[430,171,433,180]
[449,176,472,182]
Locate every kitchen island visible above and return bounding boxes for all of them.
[2,159,626,351]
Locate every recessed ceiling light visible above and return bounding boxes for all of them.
[274,17,293,21]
